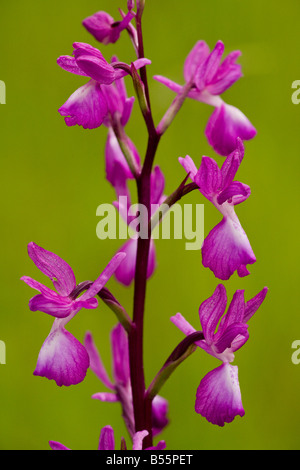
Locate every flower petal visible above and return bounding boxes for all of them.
[152,396,169,437]
[194,156,222,199]
[217,181,251,206]
[28,294,74,318]
[195,40,225,91]
[198,284,227,344]
[214,322,249,354]
[205,103,257,156]
[183,40,210,83]
[58,80,108,129]
[111,323,130,386]
[84,331,114,389]
[80,252,127,301]
[21,276,61,300]
[57,55,89,76]
[98,425,115,450]
[202,216,256,280]
[132,431,149,450]
[49,441,70,450]
[82,11,119,44]
[92,392,118,402]
[195,363,245,426]
[178,155,198,183]
[244,287,268,323]
[27,242,76,296]
[34,327,89,386]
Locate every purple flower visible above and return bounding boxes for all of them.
[179,138,256,280]
[82,9,135,45]
[49,425,166,450]
[84,324,169,438]
[57,43,150,129]
[21,242,126,386]
[171,284,268,426]
[154,40,256,156]
[112,165,165,286]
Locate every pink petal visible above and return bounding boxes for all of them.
[49,441,70,450]
[57,55,89,76]
[34,327,89,386]
[84,331,114,389]
[27,242,76,296]
[194,156,222,199]
[98,425,115,450]
[76,55,116,84]
[132,431,149,450]
[178,155,198,182]
[21,276,61,300]
[183,40,210,83]
[92,392,118,402]
[114,239,138,286]
[111,323,130,385]
[80,252,126,301]
[244,287,268,323]
[205,103,257,156]
[198,284,227,344]
[195,363,245,426]
[28,294,74,318]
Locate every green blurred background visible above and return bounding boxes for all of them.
[0,0,299,450]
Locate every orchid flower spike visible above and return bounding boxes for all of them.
[21,242,126,386]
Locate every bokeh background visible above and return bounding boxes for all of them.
[1,0,299,450]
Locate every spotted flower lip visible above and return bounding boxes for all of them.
[154,40,256,156]
[171,284,268,426]
[179,138,256,280]
[21,243,126,386]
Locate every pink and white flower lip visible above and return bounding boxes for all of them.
[154,40,256,156]
[21,243,126,386]
[179,138,256,280]
[171,284,268,426]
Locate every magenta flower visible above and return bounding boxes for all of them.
[21,242,126,386]
[171,284,268,426]
[154,40,256,156]
[82,8,135,45]
[57,42,150,129]
[112,165,165,286]
[85,323,169,438]
[49,424,166,450]
[179,138,256,280]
